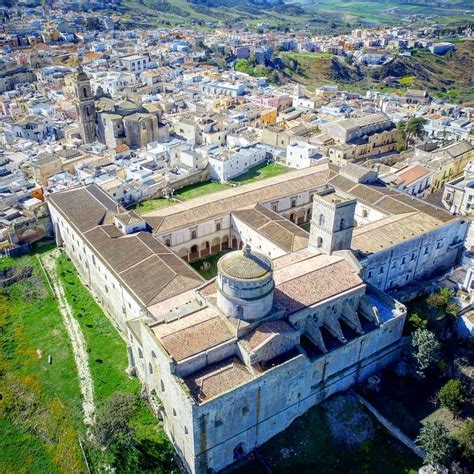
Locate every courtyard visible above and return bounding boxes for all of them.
[134,162,293,214]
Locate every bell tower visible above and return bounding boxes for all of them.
[309,188,357,255]
[73,65,97,144]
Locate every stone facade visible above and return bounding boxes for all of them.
[309,188,357,254]
[74,69,97,144]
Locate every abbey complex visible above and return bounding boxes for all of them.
[48,159,467,473]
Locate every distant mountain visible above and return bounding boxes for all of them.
[188,0,282,5]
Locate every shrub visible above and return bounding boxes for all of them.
[408,312,428,332]
[457,418,474,462]
[93,392,137,447]
[427,288,453,308]
[437,379,466,416]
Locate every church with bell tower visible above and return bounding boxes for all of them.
[73,65,97,144]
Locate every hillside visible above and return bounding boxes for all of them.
[293,0,474,25]
[279,40,474,103]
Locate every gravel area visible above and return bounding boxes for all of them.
[324,393,376,449]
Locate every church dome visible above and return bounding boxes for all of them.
[217,244,274,321]
[218,245,272,281]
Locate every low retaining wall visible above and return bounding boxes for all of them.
[351,389,426,459]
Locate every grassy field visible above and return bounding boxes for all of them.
[0,249,85,473]
[302,0,473,24]
[55,252,176,472]
[232,393,421,474]
[233,162,293,184]
[135,162,294,214]
[135,180,232,213]
[281,40,474,104]
[0,247,176,473]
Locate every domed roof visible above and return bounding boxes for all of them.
[218,245,272,280]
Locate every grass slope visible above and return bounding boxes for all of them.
[0,251,85,473]
[56,252,177,472]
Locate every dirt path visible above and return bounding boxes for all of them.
[39,250,95,427]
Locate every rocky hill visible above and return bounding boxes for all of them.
[279,40,474,103]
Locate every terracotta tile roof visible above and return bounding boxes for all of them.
[274,257,363,314]
[232,204,309,253]
[158,314,234,362]
[394,165,431,186]
[146,165,332,234]
[48,184,204,308]
[184,356,254,403]
[241,320,295,351]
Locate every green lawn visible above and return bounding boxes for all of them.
[233,162,293,184]
[135,162,294,214]
[0,248,177,473]
[134,180,232,214]
[190,249,232,280]
[55,252,177,472]
[299,221,311,233]
[0,252,85,473]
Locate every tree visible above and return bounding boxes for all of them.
[405,116,427,146]
[396,117,427,151]
[268,70,280,85]
[416,420,456,467]
[408,312,428,332]
[427,288,453,308]
[411,328,441,377]
[457,418,474,462]
[93,392,137,447]
[396,119,407,152]
[438,379,466,416]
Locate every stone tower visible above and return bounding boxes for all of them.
[309,188,357,255]
[73,65,97,144]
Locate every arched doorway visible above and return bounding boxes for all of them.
[233,442,246,461]
[190,244,199,262]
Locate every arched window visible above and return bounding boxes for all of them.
[148,362,153,375]
[317,237,323,248]
[319,214,325,226]
[340,218,345,230]
[236,306,244,318]
[82,87,88,98]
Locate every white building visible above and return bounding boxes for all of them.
[286,141,327,169]
[209,144,267,182]
[120,54,149,74]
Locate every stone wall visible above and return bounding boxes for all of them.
[149,166,210,200]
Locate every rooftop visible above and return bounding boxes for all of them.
[218,245,272,281]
